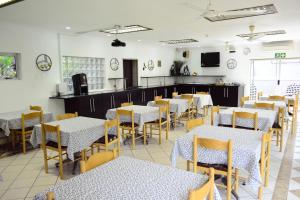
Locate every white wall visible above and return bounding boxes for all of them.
[60,35,176,89]
[175,42,300,95]
[0,22,63,114]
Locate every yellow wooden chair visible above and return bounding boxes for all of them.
[41,124,67,179]
[172,92,179,98]
[287,94,299,134]
[155,99,174,129]
[272,107,285,152]
[56,112,78,121]
[80,149,117,173]
[193,136,239,200]
[211,106,220,126]
[116,109,141,149]
[121,102,133,107]
[154,95,162,101]
[13,111,43,153]
[30,105,42,111]
[268,95,285,101]
[254,102,275,110]
[189,168,214,200]
[232,111,258,130]
[180,94,195,120]
[257,91,263,100]
[47,192,55,200]
[196,92,209,115]
[91,119,121,155]
[196,91,209,95]
[186,118,204,132]
[240,96,250,107]
[143,103,169,144]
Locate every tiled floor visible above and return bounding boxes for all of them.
[0,110,296,200]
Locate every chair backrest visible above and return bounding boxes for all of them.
[254,102,275,110]
[172,92,178,97]
[41,123,62,149]
[104,119,120,144]
[189,168,214,200]
[240,96,250,107]
[30,105,42,111]
[277,107,285,129]
[154,95,162,101]
[193,136,232,174]
[22,111,43,130]
[80,149,117,173]
[116,109,135,128]
[268,95,285,101]
[47,192,55,200]
[211,106,220,126]
[186,118,204,132]
[121,102,133,107]
[257,91,263,100]
[196,92,209,95]
[232,111,258,130]
[181,94,194,106]
[56,112,78,121]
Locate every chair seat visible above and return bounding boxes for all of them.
[197,162,228,171]
[146,118,167,124]
[94,134,118,144]
[46,141,67,149]
[272,122,282,129]
[120,122,139,127]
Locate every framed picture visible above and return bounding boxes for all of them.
[157,60,161,67]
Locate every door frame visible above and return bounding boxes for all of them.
[122,58,139,88]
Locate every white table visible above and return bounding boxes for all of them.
[259,95,294,104]
[30,117,105,161]
[175,94,213,109]
[33,156,222,200]
[0,110,54,136]
[217,107,276,131]
[106,105,159,131]
[243,100,286,111]
[147,98,189,117]
[171,125,263,188]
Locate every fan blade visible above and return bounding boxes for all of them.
[180,2,206,12]
[247,33,266,41]
[76,29,101,34]
[214,9,266,17]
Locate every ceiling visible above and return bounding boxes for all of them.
[0,0,300,47]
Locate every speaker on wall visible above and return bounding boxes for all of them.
[183,51,189,58]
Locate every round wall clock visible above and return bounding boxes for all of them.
[110,58,119,71]
[148,60,154,71]
[227,58,237,69]
[36,54,52,71]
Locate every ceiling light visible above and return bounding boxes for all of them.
[237,30,286,38]
[0,0,23,8]
[160,39,198,45]
[100,25,152,34]
[137,39,142,42]
[65,26,71,30]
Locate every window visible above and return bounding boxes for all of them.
[0,53,19,80]
[62,56,105,91]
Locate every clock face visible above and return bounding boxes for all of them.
[110,58,119,71]
[148,60,154,71]
[36,54,52,71]
[227,58,237,69]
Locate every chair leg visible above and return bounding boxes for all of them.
[187,160,190,171]
[159,124,162,144]
[150,125,153,138]
[58,152,64,179]
[11,131,15,150]
[43,148,48,173]
[276,130,279,146]
[132,130,135,150]
[22,133,26,154]
[166,122,169,140]
[91,146,94,155]
[227,175,232,200]
[117,139,121,155]
[258,186,263,200]
[280,130,283,152]
[234,169,239,193]
[143,125,147,145]
[265,158,270,187]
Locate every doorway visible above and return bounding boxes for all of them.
[123,59,138,89]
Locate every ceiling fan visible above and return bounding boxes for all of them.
[181,0,266,18]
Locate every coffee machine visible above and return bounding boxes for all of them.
[72,73,88,95]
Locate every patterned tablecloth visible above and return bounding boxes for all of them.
[0,110,54,136]
[30,117,105,161]
[259,95,294,104]
[217,107,276,131]
[175,94,213,109]
[171,125,263,188]
[106,105,159,131]
[147,98,189,116]
[243,100,286,111]
[33,156,222,200]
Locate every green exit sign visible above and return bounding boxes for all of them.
[275,52,286,59]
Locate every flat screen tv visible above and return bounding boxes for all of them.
[201,52,220,67]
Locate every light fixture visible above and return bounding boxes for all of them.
[100,25,152,34]
[137,39,142,42]
[0,0,24,8]
[160,39,198,45]
[65,26,71,30]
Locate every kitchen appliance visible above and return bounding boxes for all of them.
[72,73,88,95]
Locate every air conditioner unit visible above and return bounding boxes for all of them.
[262,40,294,51]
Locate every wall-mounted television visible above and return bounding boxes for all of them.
[201,52,220,67]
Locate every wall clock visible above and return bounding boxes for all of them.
[36,54,52,71]
[148,60,154,71]
[227,58,237,69]
[110,58,119,71]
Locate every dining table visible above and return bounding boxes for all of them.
[259,95,294,104]
[33,156,222,200]
[106,105,159,131]
[216,107,276,131]
[243,100,286,112]
[171,124,264,189]
[174,93,213,110]
[30,116,106,161]
[0,110,54,136]
[147,98,189,117]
